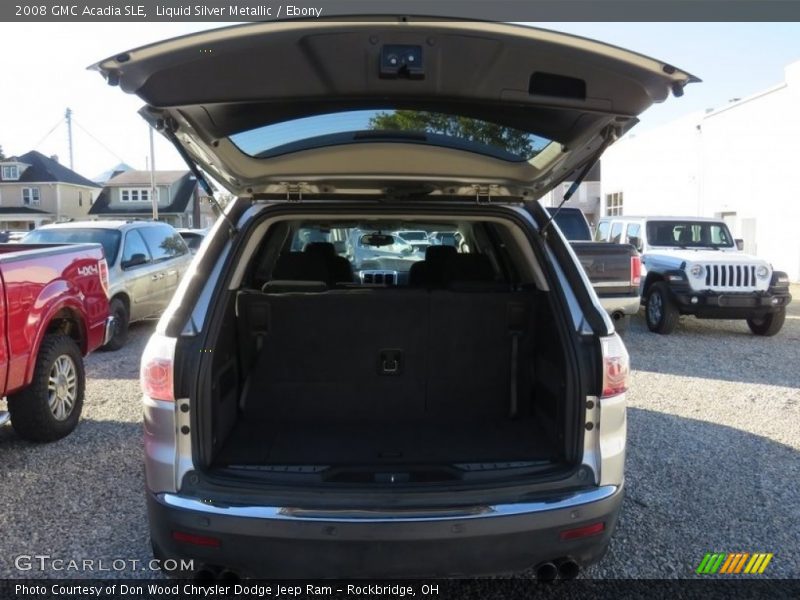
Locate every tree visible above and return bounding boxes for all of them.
[0,145,5,160]
[368,111,536,157]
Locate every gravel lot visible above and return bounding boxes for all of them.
[1,286,798,580]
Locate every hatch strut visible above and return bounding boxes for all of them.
[161,126,238,237]
[540,128,617,237]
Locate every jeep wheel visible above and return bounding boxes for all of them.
[645,282,679,334]
[747,309,786,336]
[7,334,85,442]
[101,297,129,351]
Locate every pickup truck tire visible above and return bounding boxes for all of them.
[101,298,129,351]
[746,308,786,336]
[7,334,85,442]
[645,282,679,334]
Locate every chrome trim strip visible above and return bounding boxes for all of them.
[157,485,618,523]
[592,281,633,288]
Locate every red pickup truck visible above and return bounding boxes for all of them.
[0,243,113,441]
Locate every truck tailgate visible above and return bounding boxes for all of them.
[571,241,638,297]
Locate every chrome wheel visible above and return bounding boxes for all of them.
[648,292,663,324]
[47,355,77,421]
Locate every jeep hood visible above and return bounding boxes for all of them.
[91,18,698,198]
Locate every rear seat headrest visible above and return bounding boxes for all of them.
[443,253,495,283]
[304,241,337,257]
[272,252,329,282]
[424,244,458,264]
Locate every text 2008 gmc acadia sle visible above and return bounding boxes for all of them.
[93,18,696,579]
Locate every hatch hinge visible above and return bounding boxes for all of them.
[282,182,306,202]
[474,184,499,204]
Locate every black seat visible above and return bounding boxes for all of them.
[442,253,495,284]
[272,252,330,283]
[304,242,354,285]
[409,245,458,286]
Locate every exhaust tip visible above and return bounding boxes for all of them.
[218,569,241,583]
[535,561,558,581]
[612,311,624,321]
[557,558,580,580]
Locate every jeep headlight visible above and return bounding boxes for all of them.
[689,264,705,278]
[756,265,770,279]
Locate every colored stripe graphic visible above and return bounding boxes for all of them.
[698,552,773,574]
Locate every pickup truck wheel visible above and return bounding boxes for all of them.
[101,298,129,351]
[7,334,85,442]
[645,282,679,334]
[747,309,786,336]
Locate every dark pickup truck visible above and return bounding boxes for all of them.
[546,207,641,330]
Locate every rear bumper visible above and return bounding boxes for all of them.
[102,315,117,346]
[598,294,640,316]
[147,484,623,578]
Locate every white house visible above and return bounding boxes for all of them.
[601,60,800,281]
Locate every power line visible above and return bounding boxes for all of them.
[32,117,65,150]
[71,117,129,165]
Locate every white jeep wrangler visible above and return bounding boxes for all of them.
[595,216,791,335]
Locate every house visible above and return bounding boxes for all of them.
[88,170,216,229]
[93,162,134,185]
[538,162,602,227]
[601,59,800,281]
[0,150,101,230]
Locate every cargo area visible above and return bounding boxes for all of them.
[196,218,578,485]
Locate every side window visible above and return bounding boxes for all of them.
[626,223,642,250]
[121,230,152,269]
[595,222,610,242]
[139,225,188,262]
[610,222,623,244]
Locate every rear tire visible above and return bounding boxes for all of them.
[645,282,679,334]
[101,297,129,351]
[7,334,85,442]
[747,309,786,336]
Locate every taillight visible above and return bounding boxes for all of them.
[171,531,221,548]
[98,258,110,297]
[601,334,629,398]
[560,522,606,541]
[630,255,641,287]
[140,334,177,401]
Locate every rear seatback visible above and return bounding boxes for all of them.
[239,289,429,420]
[236,286,536,422]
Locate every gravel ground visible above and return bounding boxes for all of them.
[0,286,798,580]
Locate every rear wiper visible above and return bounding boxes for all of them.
[541,128,617,237]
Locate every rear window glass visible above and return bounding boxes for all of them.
[547,209,591,241]
[230,110,552,162]
[23,228,122,264]
[595,222,610,241]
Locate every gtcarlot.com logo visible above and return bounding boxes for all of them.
[696,552,774,575]
[14,555,194,573]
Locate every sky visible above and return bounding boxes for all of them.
[1,21,799,180]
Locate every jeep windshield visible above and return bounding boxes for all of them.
[646,220,734,249]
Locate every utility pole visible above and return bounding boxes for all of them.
[149,126,158,220]
[65,108,74,170]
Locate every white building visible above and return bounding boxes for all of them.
[601,60,800,281]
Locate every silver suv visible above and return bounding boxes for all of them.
[95,19,697,578]
[24,220,192,349]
